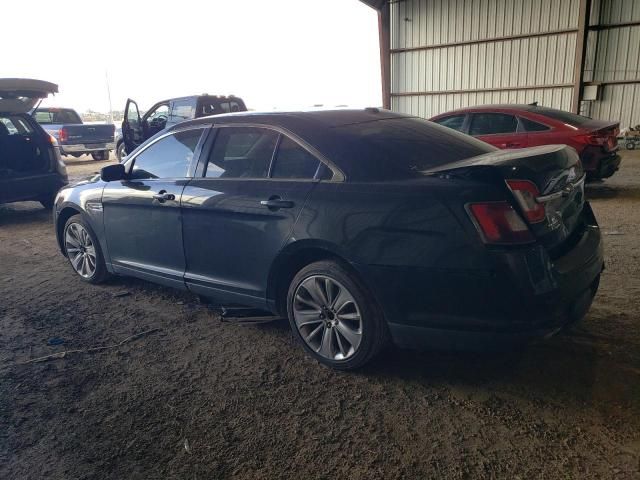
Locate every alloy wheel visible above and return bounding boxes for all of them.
[293,275,362,361]
[64,222,97,279]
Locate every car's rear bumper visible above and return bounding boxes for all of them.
[60,142,115,154]
[355,204,604,351]
[580,148,621,178]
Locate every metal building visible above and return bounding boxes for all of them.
[361,0,640,128]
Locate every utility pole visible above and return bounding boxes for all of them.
[105,70,114,123]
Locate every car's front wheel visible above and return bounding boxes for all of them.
[287,260,388,370]
[63,215,109,284]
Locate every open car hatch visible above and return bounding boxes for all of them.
[0,78,58,114]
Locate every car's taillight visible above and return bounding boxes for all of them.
[575,133,608,146]
[506,179,546,223]
[58,127,68,143]
[468,202,534,245]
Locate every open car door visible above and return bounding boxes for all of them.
[0,78,58,114]
[122,98,144,155]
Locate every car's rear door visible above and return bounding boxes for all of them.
[469,112,527,148]
[181,125,323,307]
[102,126,206,289]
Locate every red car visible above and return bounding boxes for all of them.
[430,104,621,179]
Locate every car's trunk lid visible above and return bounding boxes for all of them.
[428,144,586,250]
[580,119,620,152]
[0,79,58,114]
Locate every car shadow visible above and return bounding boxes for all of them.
[585,182,640,200]
[0,202,51,227]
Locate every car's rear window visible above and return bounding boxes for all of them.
[332,117,496,180]
[33,109,82,124]
[533,107,592,126]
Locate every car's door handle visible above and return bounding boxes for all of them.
[260,196,294,210]
[152,191,175,202]
[506,142,522,148]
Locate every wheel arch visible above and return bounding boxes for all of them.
[266,240,359,317]
[55,205,83,255]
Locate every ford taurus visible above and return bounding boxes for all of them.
[53,109,603,369]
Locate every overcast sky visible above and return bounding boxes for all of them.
[2,0,381,112]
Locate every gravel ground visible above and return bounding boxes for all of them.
[1,152,639,479]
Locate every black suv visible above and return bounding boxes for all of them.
[0,79,68,208]
[117,95,247,161]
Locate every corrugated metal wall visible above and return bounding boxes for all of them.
[390,0,580,118]
[584,0,640,127]
[389,0,640,127]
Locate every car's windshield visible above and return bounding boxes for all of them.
[332,117,496,180]
[33,108,82,124]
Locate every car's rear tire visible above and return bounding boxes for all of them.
[63,214,109,284]
[626,141,636,150]
[286,260,388,370]
[91,150,109,161]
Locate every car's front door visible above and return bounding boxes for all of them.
[122,99,144,153]
[142,102,170,140]
[469,112,527,148]
[181,126,323,307]
[102,127,206,289]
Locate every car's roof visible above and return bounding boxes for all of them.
[431,104,564,117]
[177,108,409,130]
[155,94,245,104]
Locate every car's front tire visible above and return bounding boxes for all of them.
[63,214,109,284]
[286,260,388,370]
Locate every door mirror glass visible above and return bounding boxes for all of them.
[101,164,126,182]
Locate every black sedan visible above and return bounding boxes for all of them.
[53,109,603,369]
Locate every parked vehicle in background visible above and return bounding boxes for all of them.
[431,104,621,180]
[119,94,247,159]
[54,109,603,369]
[33,107,115,161]
[0,79,68,208]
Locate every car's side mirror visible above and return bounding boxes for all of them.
[100,164,126,182]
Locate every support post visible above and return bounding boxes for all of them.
[378,2,391,110]
[572,0,592,114]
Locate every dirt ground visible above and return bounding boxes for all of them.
[1,151,640,479]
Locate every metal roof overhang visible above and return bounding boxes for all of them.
[359,0,386,10]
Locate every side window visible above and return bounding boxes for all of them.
[146,104,169,125]
[205,127,278,179]
[434,115,466,132]
[168,99,196,125]
[469,113,518,135]
[271,136,320,179]
[131,129,203,179]
[520,117,551,132]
